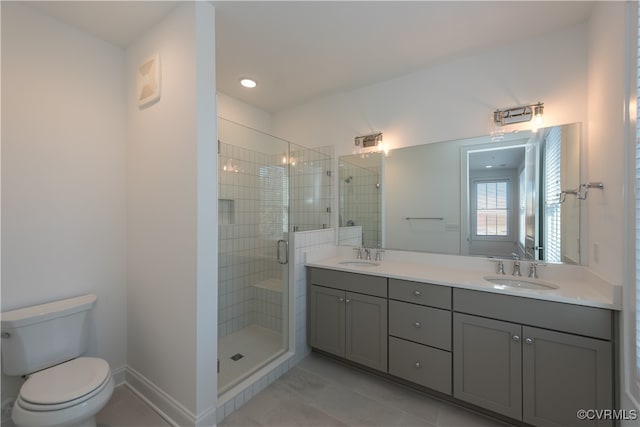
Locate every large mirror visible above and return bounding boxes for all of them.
[339,123,581,263]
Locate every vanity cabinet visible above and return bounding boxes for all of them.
[453,289,614,427]
[307,267,616,427]
[388,279,452,395]
[308,268,388,372]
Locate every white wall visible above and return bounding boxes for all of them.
[217,92,273,135]
[272,24,588,156]
[1,0,127,403]
[587,2,626,286]
[126,2,217,423]
[587,1,640,421]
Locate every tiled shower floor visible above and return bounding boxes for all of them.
[218,324,284,393]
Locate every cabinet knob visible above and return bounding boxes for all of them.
[413,290,421,297]
[512,335,520,342]
[415,362,421,369]
[338,297,344,303]
[414,322,421,328]
[345,299,351,304]
[525,338,534,345]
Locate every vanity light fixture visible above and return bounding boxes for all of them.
[354,132,389,156]
[354,132,383,149]
[493,102,544,127]
[240,78,257,88]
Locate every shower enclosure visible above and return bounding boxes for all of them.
[217,118,331,394]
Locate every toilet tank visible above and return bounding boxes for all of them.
[1,294,97,376]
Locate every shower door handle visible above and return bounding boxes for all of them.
[277,239,289,265]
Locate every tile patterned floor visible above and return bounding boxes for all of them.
[97,353,515,426]
[221,353,514,427]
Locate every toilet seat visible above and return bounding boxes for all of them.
[18,357,111,411]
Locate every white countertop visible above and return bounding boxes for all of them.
[305,247,622,310]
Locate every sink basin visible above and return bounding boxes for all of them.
[339,261,380,268]
[484,275,558,291]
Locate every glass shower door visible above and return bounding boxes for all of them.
[217,118,289,394]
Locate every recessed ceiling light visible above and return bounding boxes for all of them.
[485,165,493,169]
[240,78,257,88]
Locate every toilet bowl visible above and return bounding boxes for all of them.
[0,295,114,427]
[12,358,114,427]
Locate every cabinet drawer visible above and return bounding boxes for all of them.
[389,336,451,395]
[310,268,387,297]
[389,300,451,350]
[453,288,612,340]
[389,279,451,309]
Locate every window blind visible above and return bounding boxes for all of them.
[544,127,562,263]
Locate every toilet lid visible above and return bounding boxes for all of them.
[21,357,110,405]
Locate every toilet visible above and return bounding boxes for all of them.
[1,294,114,427]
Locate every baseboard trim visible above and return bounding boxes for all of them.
[111,365,127,386]
[195,405,217,427]
[125,366,195,427]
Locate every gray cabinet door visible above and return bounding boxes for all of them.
[522,326,613,427]
[309,285,345,357]
[453,313,522,420]
[345,292,388,372]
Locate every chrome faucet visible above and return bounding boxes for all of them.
[511,253,521,276]
[512,260,521,276]
[363,248,372,261]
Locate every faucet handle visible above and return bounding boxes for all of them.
[375,247,385,262]
[528,261,546,279]
[353,247,363,259]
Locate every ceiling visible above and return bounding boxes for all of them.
[28,1,594,113]
[468,145,527,171]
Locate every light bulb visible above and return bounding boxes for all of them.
[240,78,257,88]
[533,103,544,126]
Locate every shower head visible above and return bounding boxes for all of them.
[344,176,353,183]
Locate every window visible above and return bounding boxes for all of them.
[475,180,509,237]
[544,127,562,263]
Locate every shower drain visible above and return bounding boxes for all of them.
[230,353,244,361]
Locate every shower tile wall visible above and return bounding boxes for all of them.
[289,145,333,232]
[219,142,333,338]
[340,161,382,248]
[218,142,286,338]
